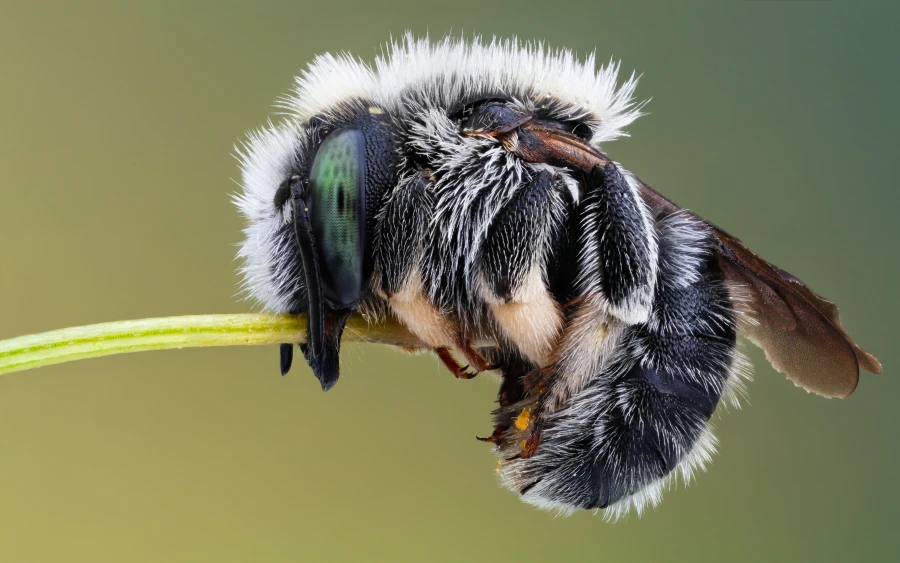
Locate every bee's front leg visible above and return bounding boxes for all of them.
[374,170,490,379]
[434,347,479,379]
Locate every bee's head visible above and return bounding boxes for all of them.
[235,103,397,313]
[235,101,397,390]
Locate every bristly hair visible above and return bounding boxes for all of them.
[226,33,878,519]
[235,34,646,313]
[285,33,646,144]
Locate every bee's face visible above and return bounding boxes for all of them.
[234,36,880,516]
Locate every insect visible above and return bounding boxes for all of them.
[234,36,882,517]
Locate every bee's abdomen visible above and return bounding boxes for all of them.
[582,274,736,509]
[497,216,740,515]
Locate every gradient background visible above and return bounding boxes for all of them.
[0,1,897,561]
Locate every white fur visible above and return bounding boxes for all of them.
[235,36,645,311]
[233,122,304,311]
[573,165,659,326]
[286,34,644,145]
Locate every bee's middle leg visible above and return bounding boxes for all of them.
[478,169,567,368]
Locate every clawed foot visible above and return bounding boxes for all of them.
[435,346,496,379]
[476,425,507,445]
[504,431,542,461]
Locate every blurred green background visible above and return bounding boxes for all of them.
[0,1,897,561]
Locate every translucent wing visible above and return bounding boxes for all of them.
[635,180,882,398]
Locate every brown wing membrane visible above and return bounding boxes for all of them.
[635,180,882,398]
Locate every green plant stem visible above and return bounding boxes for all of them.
[0,313,424,376]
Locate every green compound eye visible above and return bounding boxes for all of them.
[307,127,366,307]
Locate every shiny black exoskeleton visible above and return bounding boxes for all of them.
[274,112,396,390]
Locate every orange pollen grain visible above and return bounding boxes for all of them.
[514,408,533,431]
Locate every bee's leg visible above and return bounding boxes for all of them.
[478,169,567,367]
[578,163,658,325]
[435,347,478,379]
[495,162,660,449]
[375,171,432,302]
[478,350,540,445]
[498,216,741,514]
[465,114,657,324]
[375,171,482,378]
[456,342,497,375]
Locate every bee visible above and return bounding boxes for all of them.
[234,36,882,516]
